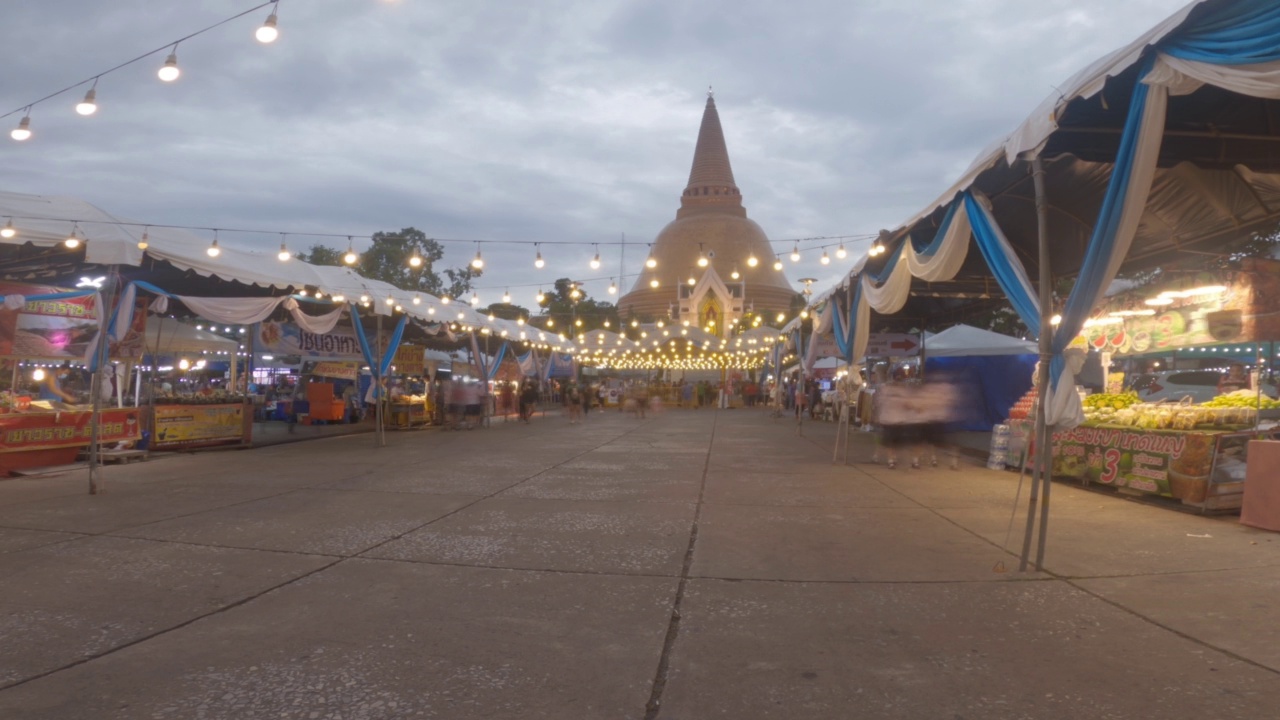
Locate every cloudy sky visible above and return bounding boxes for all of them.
[2,0,1193,305]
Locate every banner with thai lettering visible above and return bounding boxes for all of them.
[1085,259,1280,354]
[0,408,141,452]
[255,321,368,361]
[152,404,247,449]
[391,345,425,375]
[1051,426,1215,501]
[0,282,147,361]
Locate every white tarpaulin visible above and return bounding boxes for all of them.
[922,325,1037,357]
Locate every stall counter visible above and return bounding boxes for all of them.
[0,407,143,475]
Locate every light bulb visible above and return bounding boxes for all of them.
[179,358,191,370]
[790,244,801,262]
[332,294,345,303]
[836,244,847,259]
[441,296,450,304]
[645,254,657,269]
[158,52,181,82]
[359,294,369,303]
[608,281,617,295]
[256,12,279,43]
[697,251,709,268]
[535,249,545,268]
[730,267,740,280]
[776,313,785,323]
[207,238,220,257]
[408,253,422,268]
[11,116,32,141]
[590,252,601,270]
[471,250,484,269]
[385,296,395,305]
[820,251,830,265]
[687,276,696,286]
[32,368,45,382]
[277,240,290,261]
[747,254,758,268]
[64,229,81,249]
[773,257,783,271]
[470,293,480,306]
[343,245,357,265]
[137,230,149,249]
[503,289,511,303]
[1,219,14,238]
[536,290,546,303]
[649,278,659,288]
[75,88,97,116]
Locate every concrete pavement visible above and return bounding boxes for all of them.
[0,406,1277,718]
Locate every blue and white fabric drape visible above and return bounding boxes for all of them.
[113,281,346,343]
[486,342,509,381]
[351,307,408,399]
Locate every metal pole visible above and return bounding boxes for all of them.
[375,313,385,447]
[88,266,120,495]
[1020,156,1055,571]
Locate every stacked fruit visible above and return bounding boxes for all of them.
[1202,390,1280,409]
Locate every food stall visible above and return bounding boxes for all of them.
[141,319,252,450]
[0,282,146,474]
[386,345,431,428]
[1006,262,1280,511]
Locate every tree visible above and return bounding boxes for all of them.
[483,302,533,321]
[298,227,481,299]
[536,278,619,333]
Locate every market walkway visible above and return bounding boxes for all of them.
[0,407,1278,719]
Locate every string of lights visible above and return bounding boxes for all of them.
[5,1,281,139]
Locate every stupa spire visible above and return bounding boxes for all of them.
[680,90,742,216]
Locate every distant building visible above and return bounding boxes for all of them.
[618,93,795,334]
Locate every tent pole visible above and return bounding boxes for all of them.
[1019,156,1055,571]
[376,313,385,448]
[88,266,120,495]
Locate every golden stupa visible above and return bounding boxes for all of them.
[618,93,796,330]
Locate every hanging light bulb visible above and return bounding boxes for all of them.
[820,250,830,265]
[534,245,545,269]
[746,253,758,268]
[32,368,45,382]
[256,10,279,43]
[75,85,98,116]
[332,294,345,303]
[836,243,847,259]
[470,293,480,306]
[277,234,290,261]
[469,245,484,269]
[412,294,421,305]
[730,266,740,280]
[385,296,395,306]
[590,244,601,270]
[536,288,546,303]
[790,243,801,262]
[137,228,149,249]
[645,246,657,269]
[649,278,659,289]
[343,237,358,265]
[608,279,617,295]
[158,48,181,82]
[11,114,32,141]
[408,251,422,268]
[687,273,696,286]
[441,295,450,305]
[1,218,15,239]
[503,288,511,304]
[64,224,82,249]
[359,294,369,303]
[773,256,784,271]
[697,246,709,268]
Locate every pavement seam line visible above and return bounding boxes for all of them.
[643,409,716,720]
[0,422,649,695]
[802,431,1280,676]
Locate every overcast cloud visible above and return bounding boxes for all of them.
[1,0,1193,303]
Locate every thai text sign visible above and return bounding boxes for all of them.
[1051,426,1215,501]
[256,322,366,360]
[153,404,247,449]
[0,408,141,452]
[392,345,425,375]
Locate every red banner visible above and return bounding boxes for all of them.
[0,408,142,453]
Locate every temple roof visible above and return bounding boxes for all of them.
[680,93,743,216]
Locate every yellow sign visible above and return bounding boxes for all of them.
[153,404,246,449]
[392,345,425,375]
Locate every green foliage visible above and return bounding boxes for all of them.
[536,278,619,333]
[297,227,481,299]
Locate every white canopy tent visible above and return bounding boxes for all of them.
[923,325,1037,358]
